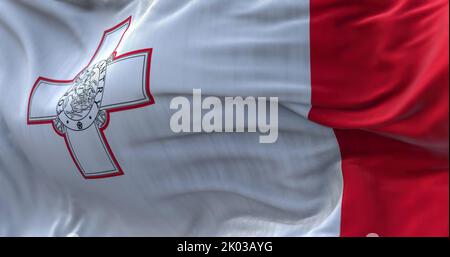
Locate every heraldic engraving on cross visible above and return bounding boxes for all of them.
[27,16,154,179]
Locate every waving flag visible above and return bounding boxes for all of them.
[0,0,447,236]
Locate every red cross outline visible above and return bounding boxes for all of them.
[26,16,154,179]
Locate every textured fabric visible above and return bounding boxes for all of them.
[309,0,449,236]
[0,0,447,236]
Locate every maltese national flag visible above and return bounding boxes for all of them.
[0,0,448,236]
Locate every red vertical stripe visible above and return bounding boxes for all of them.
[309,0,449,236]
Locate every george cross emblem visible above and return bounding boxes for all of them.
[27,17,154,179]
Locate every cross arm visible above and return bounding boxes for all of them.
[100,49,153,111]
[27,79,72,124]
